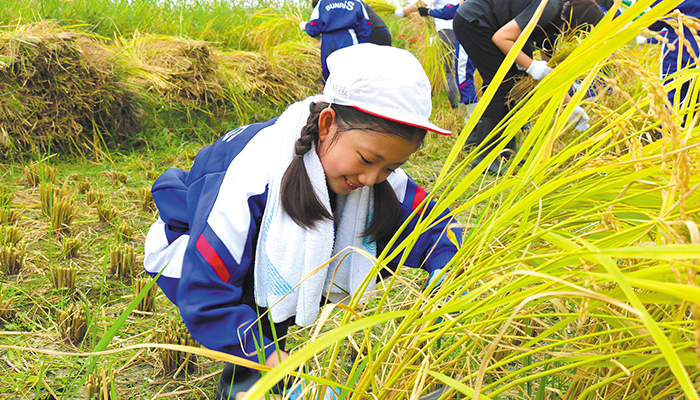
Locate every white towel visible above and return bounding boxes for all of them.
[254,97,376,327]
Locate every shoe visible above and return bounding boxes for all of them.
[217,364,262,400]
[470,153,508,175]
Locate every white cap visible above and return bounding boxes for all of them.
[322,43,452,136]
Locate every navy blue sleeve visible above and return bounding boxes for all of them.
[429,3,457,20]
[150,121,281,363]
[378,176,462,275]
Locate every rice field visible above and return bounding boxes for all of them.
[0,0,699,399]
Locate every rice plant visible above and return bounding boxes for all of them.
[245,1,700,399]
[0,241,24,275]
[109,243,136,282]
[157,317,198,376]
[50,262,77,293]
[0,225,22,247]
[56,303,88,346]
[96,202,117,223]
[134,277,156,313]
[62,236,82,259]
[85,367,113,400]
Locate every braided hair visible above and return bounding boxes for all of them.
[280,102,426,242]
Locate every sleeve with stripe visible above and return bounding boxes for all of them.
[381,170,462,274]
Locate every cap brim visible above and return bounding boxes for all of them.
[348,105,452,135]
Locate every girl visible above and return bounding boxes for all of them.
[143,43,462,398]
[300,0,372,81]
[453,0,603,173]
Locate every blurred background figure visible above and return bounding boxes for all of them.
[395,0,462,109]
[301,0,372,81]
[647,0,700,123]
[453,0,603,173]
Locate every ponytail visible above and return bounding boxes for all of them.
[280,102,333,230]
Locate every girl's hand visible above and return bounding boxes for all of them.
[299,21,307,30]
[266,350,289,368]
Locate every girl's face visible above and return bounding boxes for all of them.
[317,109,420,195]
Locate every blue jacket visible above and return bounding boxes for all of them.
[648,0,700,104]
[144,108,462,363]
[304,0,372,79]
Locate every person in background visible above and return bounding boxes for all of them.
[395,0,462,109]
[647,0,700,120]
[310,0,392,46]
[143,43,462,400]
[418,2,480,124]
[453,0,604,174]
[300,0,372,81]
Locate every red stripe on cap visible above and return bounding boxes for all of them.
[195,234,231,282]
[412,185,427,214]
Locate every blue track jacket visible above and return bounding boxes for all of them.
[648,0,700,106]
[429,3,478,104]
[144,107,462,364]
[304,0,371,80]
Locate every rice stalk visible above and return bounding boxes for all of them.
[134,278,156,313]
[85,367,112,400]
[62,236,82,259]
[115,221,133,242]
[0,21,143,158]
[51,195,76,234]
[0,286,13,321]
[57,303,87,346]
[139,186,155,213]
[39,182,62,217]
[0,183,12,208]
[112,32,224,110]
[0,241,24,275]
[109,243,135,282]
[157,317,198,375]
[86,189,104,206]
[96,202,116,223]
[24,163,56,187]
[50,262,76,293]
[0,224,22,247]
[0,208,20,225]
[101,170,127,186]
[77,179,91,195]
[245,2,700,398]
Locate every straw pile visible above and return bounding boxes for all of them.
[0,21,142,158]
[113,33,226,108]
[0,20,323,158]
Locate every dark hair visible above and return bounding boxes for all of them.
[280,102,426,242]
[561,0,605,30]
